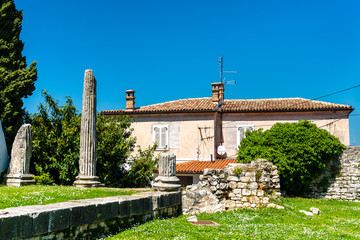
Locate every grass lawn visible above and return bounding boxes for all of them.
[108,197,360,240]
[0,185,138,209]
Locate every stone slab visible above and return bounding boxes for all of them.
[0,191,181,240]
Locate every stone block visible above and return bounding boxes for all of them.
[227,176,239,182]
[228,181,237,189]
[204,169,215,176]
[118,200,130,218]
[240,177,250,183]
[70,204,97,226]
[130,197,152,216]
[95,201,119,221]
[249,182,258,189]
[0,214,33,240]
[242,189,251,196]
[238,182,247,188]
[219,183,227,190]
[48,208,71,232]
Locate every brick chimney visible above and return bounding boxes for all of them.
[125,90,135,110]
[211,82,224,102]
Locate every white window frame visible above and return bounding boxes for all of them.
[237,124,255,147]
[153,124,169,150]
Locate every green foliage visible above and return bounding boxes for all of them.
[123,144,158,188]
[237,120,345,195]
[31,90,80,185]
[233,165,243,176]
[96,114,136,187]
[30,91,156,187]
[0,0,37,151]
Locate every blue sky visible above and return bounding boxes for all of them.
[15,0,360,145]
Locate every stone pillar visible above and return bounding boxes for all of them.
[74,69,101,187]
[0,120,9,174]
[153,153,181,191]
[6,124,35,186]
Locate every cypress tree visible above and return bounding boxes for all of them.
[0,0,37,150]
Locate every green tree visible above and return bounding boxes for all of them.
[30,91,157,187]
[31,90,80,185]
[0,0,37,150]
[237,120,345,195]
[96,114,136,187]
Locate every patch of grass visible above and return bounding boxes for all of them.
[107,197,360,239]
[0,185,138,209]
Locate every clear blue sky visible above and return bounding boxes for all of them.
[15,0,360,145]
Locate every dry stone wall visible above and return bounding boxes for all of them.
[307,146,360,201]
[183,159,281,215]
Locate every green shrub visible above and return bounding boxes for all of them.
[237,120,345,195]
[233,166,243,176]
[96,114,136,187]
[123,144,158,188]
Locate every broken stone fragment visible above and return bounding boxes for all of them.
[299,210,314,216]
[187,216,198,222]
[310,207,320,215]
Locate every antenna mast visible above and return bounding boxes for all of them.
[219,56,223,84]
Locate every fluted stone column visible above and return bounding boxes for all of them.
[153,153,181,191]
[6,124,35,186]
[74,69,101,187]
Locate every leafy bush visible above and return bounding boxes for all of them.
[96,114,136,186]
[237,120,345,195]
[123,144,158,188]
[30,90,142,187]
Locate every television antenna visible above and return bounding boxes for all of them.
[219,56,238,85]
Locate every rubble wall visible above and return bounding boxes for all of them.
[307,146,360,201]
[182,159,281,215]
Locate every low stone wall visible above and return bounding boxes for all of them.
[307,146,360,201]
[183,159,281,215]
[0,191,182,240]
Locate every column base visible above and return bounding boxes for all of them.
[153,176,181,191]
[6,174,36,186]
[73,175,102,188]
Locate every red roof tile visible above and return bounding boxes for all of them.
[176,159,238,173]
[101,97,353,115]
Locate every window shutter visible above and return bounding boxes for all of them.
[160,127,167,148]
[153,125,169,149]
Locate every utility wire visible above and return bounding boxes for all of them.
[220,83,359,127]
[313,84,360,101]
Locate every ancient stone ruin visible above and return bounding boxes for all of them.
[74,69,101,187]
[307,146,360,201]
[153,153,181,191]
[6,124,35,186]
[0,120,8,174]
[182,159,282,215]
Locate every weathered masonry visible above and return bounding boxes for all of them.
[307,146,360,201]
[0,191,181,240]
[182,159,282,215]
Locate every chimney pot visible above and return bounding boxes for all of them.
[211,82,224,102]
[125,90,135,110]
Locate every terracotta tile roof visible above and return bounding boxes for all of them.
[176,159,238,173]
[101,97,353,115]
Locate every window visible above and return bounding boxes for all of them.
[153,125,169,150]
[237,124,254,147]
